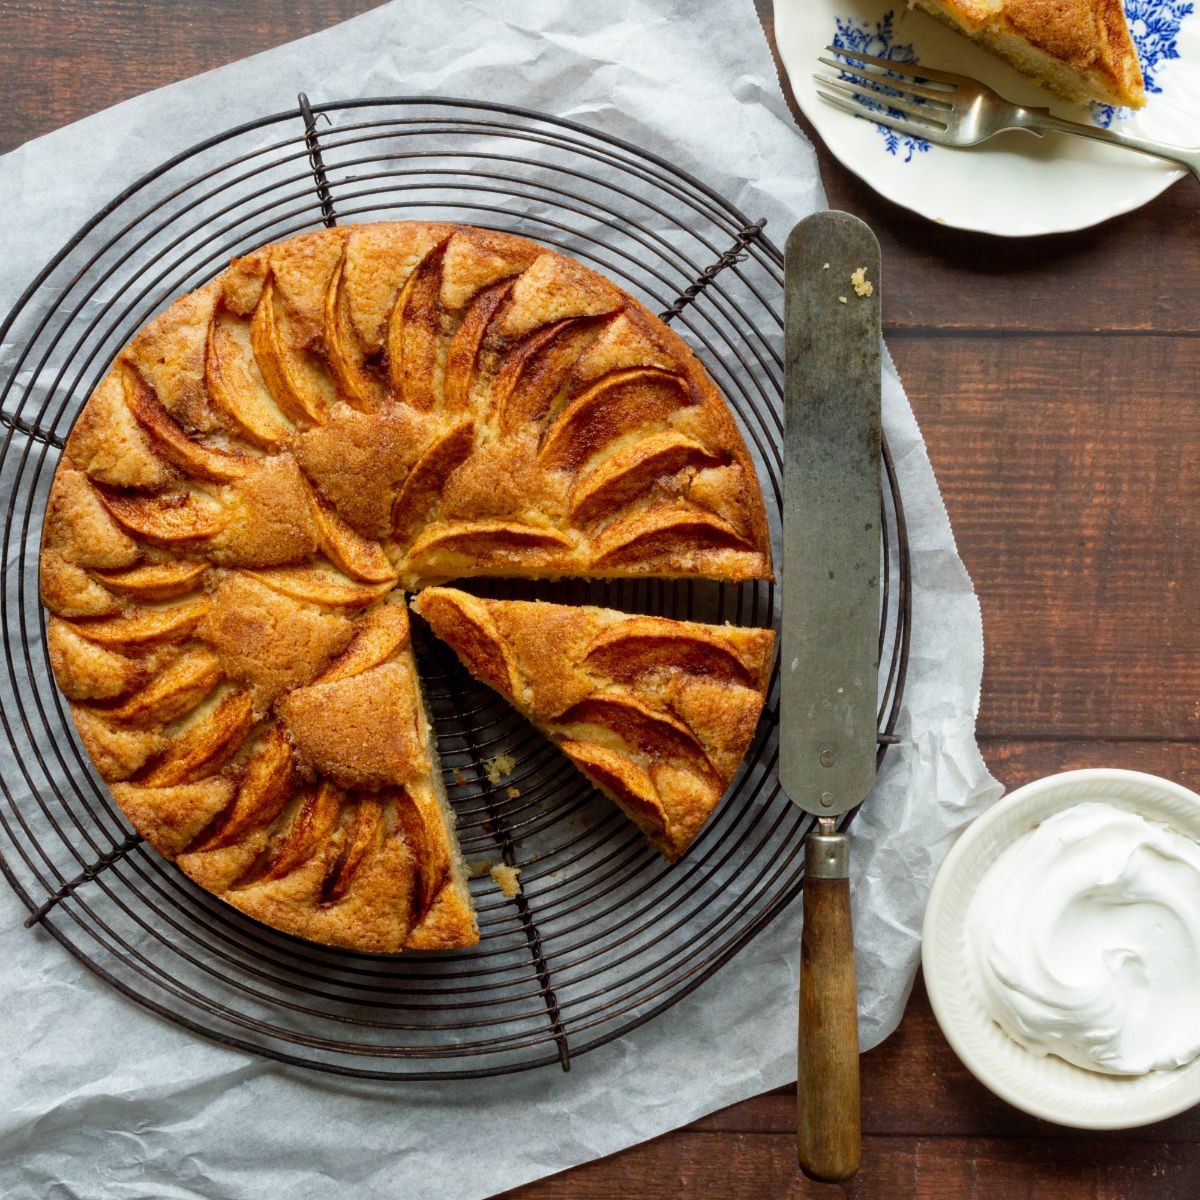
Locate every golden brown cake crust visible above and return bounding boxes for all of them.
[913,0,1146,108]
[414,589,775,861]
[41,221,773,953]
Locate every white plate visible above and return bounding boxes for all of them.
[773,0,1200,236]
[923,769,1200,1129]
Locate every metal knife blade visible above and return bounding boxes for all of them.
[780,211,882,818]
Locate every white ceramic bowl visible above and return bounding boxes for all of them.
[923,768,1200,1129]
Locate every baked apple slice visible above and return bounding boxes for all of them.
[404,519,574,582]
[581,616,761,687]
[91,561,208,602]
[123,368,249,483]
[390,418,474,543]
[205,309,292,449]
[65,597,211,648]
[105,646,223,726]
[250,280,329,426]
[589,503,756,573]
[313,605,411,685]
[323,251,385,411]
[246,567,393,610]
[138,688,255,786]
[442,278,515,413]
[190,723,295,852]
[96,485,227,547]
[386,238,449,411]
[306,488,397,583]
[569,431,724,524]
[537,367,691,471]
[319,795,387,906]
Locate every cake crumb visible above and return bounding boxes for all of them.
[483,753,516,785]
[452,767,468,786]
[490,863,522,898]
[467,858,492,878]
[837,296,848,305]
[506,786,521,799]
[850,266,874,298]
[821,261,830,270]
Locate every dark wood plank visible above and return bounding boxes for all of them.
[0,0,380,153]
[753,0,1200,336]
[824,140,1200,338]
[500,1132,1199,1199]
[981,737,1200,790]
[692,977,1200,1142]
[894,334,1200,741]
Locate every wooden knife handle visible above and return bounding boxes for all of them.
[797,829,860,1183]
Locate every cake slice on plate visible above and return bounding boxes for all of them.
[414,588,775,861]
[910,0,1145,108]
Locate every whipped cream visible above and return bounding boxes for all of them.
[965,801,1200,1076]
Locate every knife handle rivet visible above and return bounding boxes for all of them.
[819,748,836,768]
[819,791,834,807]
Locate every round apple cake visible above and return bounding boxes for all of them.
[40,221,774,953]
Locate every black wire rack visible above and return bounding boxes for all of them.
[0,96,911,1080]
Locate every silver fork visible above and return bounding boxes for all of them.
[815,46,1200,181]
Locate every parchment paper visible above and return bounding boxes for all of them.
[0,2,1002,1196]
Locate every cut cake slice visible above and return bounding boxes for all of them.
[414,587,775,861]
[911,0,1145,108]
[108,600,477,953]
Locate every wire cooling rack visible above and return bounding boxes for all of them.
[0,96,910,1079]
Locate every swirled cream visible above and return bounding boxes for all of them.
[965,801,1200,1076]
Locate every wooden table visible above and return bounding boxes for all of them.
[3,2,1197,1196]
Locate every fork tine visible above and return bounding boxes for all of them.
[816,55,955,107]
[814,74,949,128]
[825,45,961,89]
[815,88,948,144]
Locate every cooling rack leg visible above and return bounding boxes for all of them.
[297,93,339,228]
[659,218,767,324]
[23,833,143,927]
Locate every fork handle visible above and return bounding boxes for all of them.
[1015,110,1200,181]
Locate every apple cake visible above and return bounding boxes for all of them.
[40,220,774,953]
[414,589,775,861]
[910,0,1145,109]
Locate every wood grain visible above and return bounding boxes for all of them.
[798,871,861,1182]
[0,0,383,154]
[499,1133,1198,1199]
[896,334,1200,740]
[2,3,1198,1199]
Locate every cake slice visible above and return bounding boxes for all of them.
[910,0,1145,108]
[414,588,775,861]
[108,601,477,953]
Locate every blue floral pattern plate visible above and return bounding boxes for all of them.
[773,0,1199,236]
